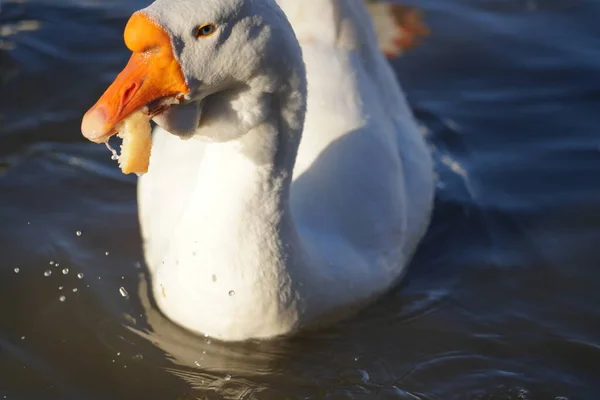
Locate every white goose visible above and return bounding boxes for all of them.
[81,0,434,341]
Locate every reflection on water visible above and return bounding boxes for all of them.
[0,19,41,50]
[2,0,600,399]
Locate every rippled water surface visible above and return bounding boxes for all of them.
[2,0,600,399]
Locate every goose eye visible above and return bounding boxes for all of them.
[195,24,216,38]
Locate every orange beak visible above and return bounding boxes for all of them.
[81,12,189,143]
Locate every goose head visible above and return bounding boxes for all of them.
[81,0,304,144]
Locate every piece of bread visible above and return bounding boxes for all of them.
[116,111,152,174]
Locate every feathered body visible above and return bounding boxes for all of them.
[88,0,433,341]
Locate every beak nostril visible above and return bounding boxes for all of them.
[121,82,140,111]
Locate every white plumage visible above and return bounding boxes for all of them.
[130,0,435,341]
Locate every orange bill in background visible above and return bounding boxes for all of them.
[367,3,431,59]
[81,12,189,143]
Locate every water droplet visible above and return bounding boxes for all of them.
[116,352,121,356]
[134,354,143,360]
[105,142,120,161]
[44,270,52,277]
[58,286,64,291]
[58,295,66,302]
[105,251,110,256]
[194,361,201,367]
[119,287,129,298]
[77,273,84,279]
[228,290,235,297]
[62,268,69,275]
[72,288,78,293]
[20,336,26,340]
[76,230,82,236]
[55,263,60,267]
[49,261,54,266]
[224,374,231,381]
[13,267,20,274]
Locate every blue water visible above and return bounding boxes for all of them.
[1,0,600,398]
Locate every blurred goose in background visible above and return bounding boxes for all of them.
[366,0,430,57]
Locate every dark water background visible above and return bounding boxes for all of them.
[1,0,600,398]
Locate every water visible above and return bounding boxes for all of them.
[119,287,129,298]
[104,142,119,161]
[1,0,600,399]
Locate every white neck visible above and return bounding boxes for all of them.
[187,114,300,275]
[153,69,315,340]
